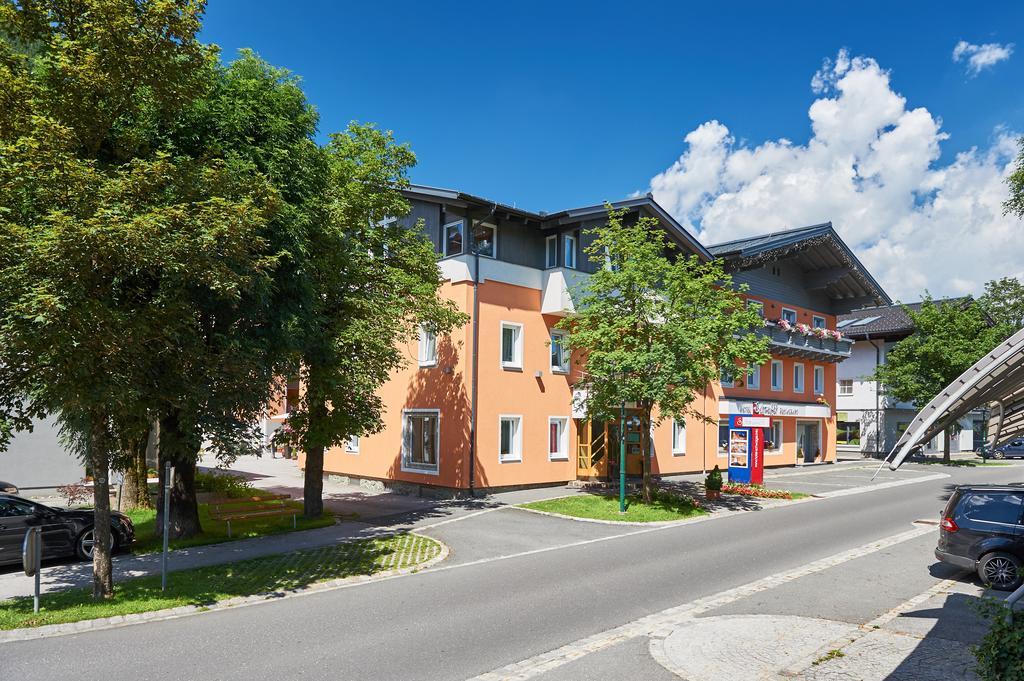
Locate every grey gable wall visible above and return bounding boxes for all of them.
[732,259,833,313]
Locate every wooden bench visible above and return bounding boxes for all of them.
[208,495,298,537]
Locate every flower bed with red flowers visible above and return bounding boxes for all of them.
[721,483,795,499]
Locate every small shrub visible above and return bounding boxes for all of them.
[705,465,723,491]
[56,479,91,506]
[195,471,256,499]
[973,599,1024,681]
[651,487,702,509]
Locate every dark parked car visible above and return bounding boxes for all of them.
[0,493,134,568]
[935,485,1024,590]
[991,439,1024,459]
[0,481,17,494]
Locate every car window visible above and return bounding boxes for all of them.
[957,493,1024,525]
[0,498,37,517]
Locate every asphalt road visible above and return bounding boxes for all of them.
[3,464,1020,681]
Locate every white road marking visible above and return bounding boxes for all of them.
[467,525,935,681]
[415,506,506,531]
[814,472,949,497]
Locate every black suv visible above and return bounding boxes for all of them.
[936,485,1024,590]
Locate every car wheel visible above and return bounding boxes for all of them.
[977,552,1024,591]
[75,528,118,561]
[993,450,1006,459]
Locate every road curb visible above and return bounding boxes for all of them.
[0,531,450,644]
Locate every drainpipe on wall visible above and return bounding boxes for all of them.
[467,203,497,497]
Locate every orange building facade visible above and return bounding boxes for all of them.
[287,186,890,493]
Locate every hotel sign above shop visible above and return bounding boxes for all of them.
[719,399,831,419]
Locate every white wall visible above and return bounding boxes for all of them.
[0,416,85,489]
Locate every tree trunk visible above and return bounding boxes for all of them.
[641,409,653,504]
[943,428,951,465]
[302,370,326,518]
[88,412,113,599]
[156,411,202,539]
[119,426,153,510]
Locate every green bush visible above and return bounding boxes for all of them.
[195,471,257,499]
[705,465,723,491]
[974,599,1024,680]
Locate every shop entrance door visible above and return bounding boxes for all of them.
[797,421,820,463]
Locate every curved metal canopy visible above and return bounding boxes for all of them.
[887,327,1024,469]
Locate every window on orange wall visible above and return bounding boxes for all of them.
[717,420,730,456]
[812,315,826,329]
[672,419,686,455]
[548,417,569,460]
[766,421,783,453]
[747,363,761,390]
[781,308,797,324]
[793,363,805,393]
[771,360,783,391]
[813,366,825,394]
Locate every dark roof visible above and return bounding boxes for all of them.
[403,184,711,260]
[837,297,974,340]
[707,222,891,310]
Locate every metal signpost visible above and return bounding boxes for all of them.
[161,462,174,592]
[22,526,42,613]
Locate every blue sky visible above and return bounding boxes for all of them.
[201,1,1021,209]
[201,1,1023,298]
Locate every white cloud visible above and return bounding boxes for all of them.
[647,49,1023,301]
[952,40,1013,76]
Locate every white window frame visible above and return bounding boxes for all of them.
[401,409,440,475]
[771,360,784,391]
[499,415,523,463]
[812,315,826,329]
[547,417,569,461]
[550,330,569,374]
[671,418,687,455]
[346,435,360,454]
[747,363,761,390]
[721,365,739,388]
[564,234,577,269]
[839,379,854,396]
[793,362,805,393]
[500,321,524,370]
[418,325,437,367]
[473,222,497,259]
[813,365,825,395]
[545,234,558,268]
[443,220,464,257]
[767,421,783,455]
[781,308,798,324]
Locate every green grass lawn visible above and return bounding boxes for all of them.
[520,493,706,522]
[126,501,336,554]
[0,533,441,630]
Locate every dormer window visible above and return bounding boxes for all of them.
[444,221,464,256]
[473,222,497,258]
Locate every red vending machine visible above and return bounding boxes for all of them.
[726,414,767,485]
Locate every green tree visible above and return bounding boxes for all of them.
[979,276,1024,333]
[0,0,279,597]
[283,124,468,518]
[560,207,770,502]
[874,297,1003,463]
[1006,137,1024,218]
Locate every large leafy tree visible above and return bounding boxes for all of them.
[560,208,770,502]
[0,0,280,596]
[979,276,1024,334]
[874,297,1003,463]
[1006,137,1024,218]
[284,124,468,518]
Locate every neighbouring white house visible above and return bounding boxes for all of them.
[836,301,982,458]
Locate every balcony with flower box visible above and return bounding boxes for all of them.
[755,319,854,362]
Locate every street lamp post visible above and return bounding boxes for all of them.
[619,400,626,514]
